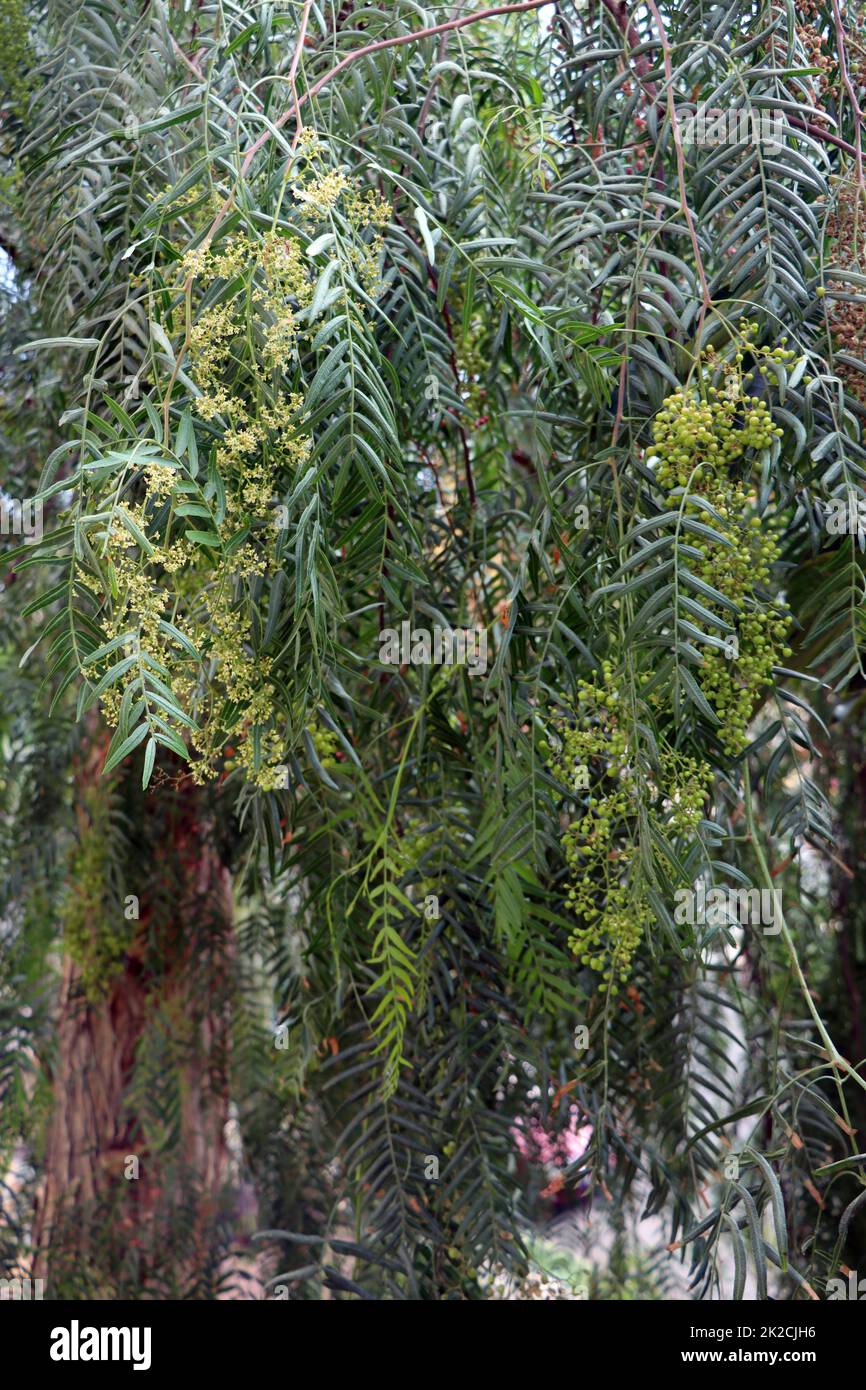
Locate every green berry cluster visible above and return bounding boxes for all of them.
[551,666,696,990]
[309,723,341,769]
[650,328,793,754]
[653,391,781,489]
[699,596,791,755]
[652,325,790,490]
[660,749,714,833]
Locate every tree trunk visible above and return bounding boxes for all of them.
[32,727,254,1297]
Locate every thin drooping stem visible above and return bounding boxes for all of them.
[832,0,865,194]
[743,764,866,1102]
[644,0,713,326]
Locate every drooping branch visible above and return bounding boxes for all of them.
[235,0,550,181]
[601,0,659,106]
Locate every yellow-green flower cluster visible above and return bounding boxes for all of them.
[81,155,391,791]
[287,130,390,291]
[181,233,314,515]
